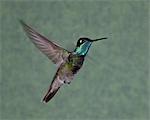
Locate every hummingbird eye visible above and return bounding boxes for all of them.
[77,39,84,47]
[77,38,85,47]
[79,40,83,43]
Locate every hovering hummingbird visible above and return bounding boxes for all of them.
[20,20,107,103]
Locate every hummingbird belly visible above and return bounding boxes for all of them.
[57,54,84,84]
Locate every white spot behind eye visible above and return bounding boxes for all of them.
[80,40,82,43]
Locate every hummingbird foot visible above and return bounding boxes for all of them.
[64,80,71,84]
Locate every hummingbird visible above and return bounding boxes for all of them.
[20,20,107,103]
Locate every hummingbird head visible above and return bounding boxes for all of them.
[74,37,107,56]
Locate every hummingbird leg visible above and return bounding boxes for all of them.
[67,81,71,84]
[64,80,71,84]
[64,78,71,84]
[62,75,72,84]
[64,81,66,84]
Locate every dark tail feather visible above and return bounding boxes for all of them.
[42,87,60,103]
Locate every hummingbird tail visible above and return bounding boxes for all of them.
[42,87,60,103]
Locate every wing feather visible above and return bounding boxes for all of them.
[20,20,70,66]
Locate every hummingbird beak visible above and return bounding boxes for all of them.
[91,37,107,42]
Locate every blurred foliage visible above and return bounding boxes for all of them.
[1,1,149,120]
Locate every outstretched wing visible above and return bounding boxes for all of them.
[20,20,70,66]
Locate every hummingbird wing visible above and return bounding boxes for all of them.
[20,20,70,66]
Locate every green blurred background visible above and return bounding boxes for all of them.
[1,1,149,120]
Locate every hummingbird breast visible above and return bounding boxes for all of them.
[68,54,85,74]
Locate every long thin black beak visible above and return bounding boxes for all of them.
[92,37,107,42]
